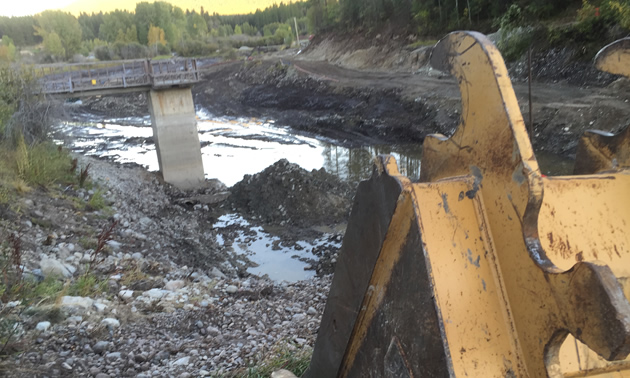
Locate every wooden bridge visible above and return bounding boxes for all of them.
[34,58,204,96]
[32,58,214,189]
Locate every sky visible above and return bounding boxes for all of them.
[0,0,277,17]
[1,0,76,17]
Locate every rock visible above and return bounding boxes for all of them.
[95,374,110,378]
[143,288,168,300]
[89,367,101,375]
[226,285,238,294]
[93,341,109,354]
[66,316,83,324]
[209,267,226,279]
[106,240,122,250]
[130,279,159,291]
[131,252,143,260]
[164,280,185,291]
[93,302,107,312]
[118,290,134,301]
[292,314,306,322]
[271,370,298,378]
[206,326,220,336]
[139,217,152,227]
[6,301,20,308]
[60,296,94,313]
[294,337,307,345]
[61,362,72,371]
[36,321,51,332]
[134,353,148,363]
[107,280,120,294]
[171,356,190,366]
[105,352,121,361]
[39,258,74,278]
[307,306,317,315]
[101,318,120,328]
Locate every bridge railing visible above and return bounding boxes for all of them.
[33,58,200,95]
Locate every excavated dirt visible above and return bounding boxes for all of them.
[229,159,354,229]
[72,38,630,159]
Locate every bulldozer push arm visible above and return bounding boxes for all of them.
[306,31,630,377]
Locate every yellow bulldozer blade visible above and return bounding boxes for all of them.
[305,31,630,377]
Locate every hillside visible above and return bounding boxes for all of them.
[63,0,282,16]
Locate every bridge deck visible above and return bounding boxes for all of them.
[34,58,201,96]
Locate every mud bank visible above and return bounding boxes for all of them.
[73,53,630,160]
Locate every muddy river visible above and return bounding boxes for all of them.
[55,109,573,281]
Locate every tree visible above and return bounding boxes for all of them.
[187,12,208,38]
[98,10,134,43]
[235,24,243,34]
[43,32,65,60]
[135,1,174,45]
[0,36,17,62]
[148,24,166,56]
[35,11,82,60]
[0,16,41,46]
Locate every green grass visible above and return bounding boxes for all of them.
[68,274,107,297]
[1,138,76,189]
[229,343,311,378]
[22,142,76,187]
[87,189,106,211]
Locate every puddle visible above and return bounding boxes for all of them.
[214,214,341,282]
[56,111,425,186]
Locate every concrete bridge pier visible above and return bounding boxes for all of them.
[148,87,204,189]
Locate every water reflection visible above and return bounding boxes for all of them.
[55,112,571,188]
[322,144,423,185]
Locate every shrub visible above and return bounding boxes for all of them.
[19,142,75,187]
[173,40,218,57]
[94,45,114,61]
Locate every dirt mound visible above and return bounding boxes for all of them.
[302,32,431,73]
[509,47,618,86]
[77,92,148,118]
[229,159,354,228]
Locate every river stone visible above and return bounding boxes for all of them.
[143,288,168,300]
[226,285,238,294]
[93,341,109,354]
[60,296,94,313]
[209,267,226,279]
[292,314,306,322]
[171,356,190,366]
[93,302,107,312]
[118,290,134,301]
[271,370,298,378]
[40,258,74,278]
[164,280,185,291]
[101,318,120,328]
[106,240,122,250]
[105,352,121,361]
[131,252,143,260]
[36,321,51,332]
